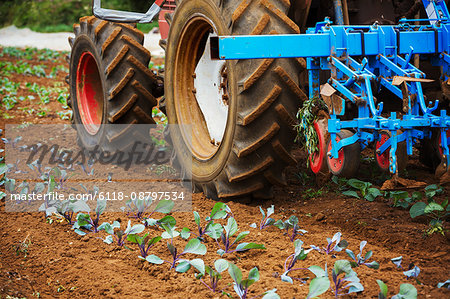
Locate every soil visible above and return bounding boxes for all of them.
[0,48,449,299]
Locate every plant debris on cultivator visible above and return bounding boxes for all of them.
[69,0,450,200]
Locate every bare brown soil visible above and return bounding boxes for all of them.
[0,48,449,299]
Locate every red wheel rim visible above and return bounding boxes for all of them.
[76,52,104,135]
[438,130,450,157]
[327,134,344,173]
[310,121,326,174]
[376,133,390,171]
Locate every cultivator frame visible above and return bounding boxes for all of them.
[212,0,450,176]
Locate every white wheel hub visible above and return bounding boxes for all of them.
[194,33,228,146]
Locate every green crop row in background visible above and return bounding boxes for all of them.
[0,0,158,33]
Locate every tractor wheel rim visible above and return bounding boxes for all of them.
[173,16,229,160]
[310,121,326,174]
[76,52,104,135]
[376,134,390,170]
[327,135,344,173]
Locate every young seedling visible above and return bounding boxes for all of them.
[102,220,146,247]
[145,223,207,271]
[342,179,382,202]
[273,216,307,242]
[128,234,161,258]
[215,218,265,256]
[310,232,348,255]
[281,239,310,284]
[345,240,379,269]
[190,202,229,240]
[330,260,364,298]
[73,199,106,235]
[250,205,275,230]
[437,280,450,289]
[410,196,449,235]
[195,259,229,293]
[306,265,330,299]
[55,199,90,225]
[228,262,280,299]
[390,256,421,281]
[123,196,174,221]
[377,280,417,299]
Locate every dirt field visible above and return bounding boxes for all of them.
[0,47,449,298]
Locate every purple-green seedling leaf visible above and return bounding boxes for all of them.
[376,280,388,299]
[234,231,250,244]
[228,262,243,285]
[224,217,238,238]
[391,256,403,269]
[205,223,222,239]
[437,280,450,289]
[306,276,330,299]
[180,227,191,239]
[308,265,327,278]
[176,260,191,273]
[392,284,417,299]
[184,238,207,255]
[153,199,174,213]
[262,289,280,299]
[95,199,107,216]
[214,259,229,273]
[161,223,180,239]
[209,202,229,220]
[146,254,164,265]
[235,243,266,252]
[403,266,420,279]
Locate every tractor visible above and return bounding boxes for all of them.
[68,0,450,200]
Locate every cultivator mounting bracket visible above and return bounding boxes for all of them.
[211,0,450,176]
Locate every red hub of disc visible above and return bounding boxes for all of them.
[309,121,327,174]
[438,130,450,157]
[76,52,104,135]
[375,132,390,171]
[327,134,344,173]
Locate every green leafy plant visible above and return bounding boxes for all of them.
[195,259,229,294]
[145,223,207,271]
[410,193,449,236]
[310,232,348,255]
[123,196,174,221]
[250,205,275,230]
[102,220,146,247]
[306,260,363,299]
[214,218,266,256]
[377,280,417,299]
[342,179,382,202]
[273,215,307,242]
[188,202,229,240]
[280,239,309,283]
[128,233,161,258]
[345,241,379,269]
[73,199,106,235]
[228,263,279,299]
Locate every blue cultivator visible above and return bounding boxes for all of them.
[212,0,450,178]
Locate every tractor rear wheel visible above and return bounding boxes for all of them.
[69,17,161,152]
[164,0,304,199]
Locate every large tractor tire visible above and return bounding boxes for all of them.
[69,16,162,152]
[164,0,305,199]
